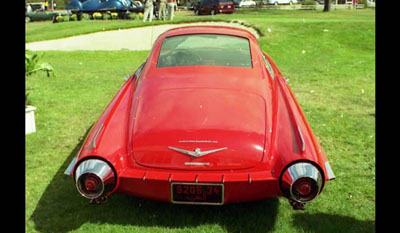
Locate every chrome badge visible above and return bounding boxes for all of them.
[168,147,227,158]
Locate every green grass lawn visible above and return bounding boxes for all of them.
[26,9,375,233]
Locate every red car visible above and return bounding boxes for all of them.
[64,26,335,210]
[194,0,235,15]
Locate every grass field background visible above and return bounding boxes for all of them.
[26,9,375,233]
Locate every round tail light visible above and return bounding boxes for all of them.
[291,177,320,202]
[75,159,116,199]
[280,162,323,203]
[77,173,104,198]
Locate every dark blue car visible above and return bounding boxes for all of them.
[66,0,143,13]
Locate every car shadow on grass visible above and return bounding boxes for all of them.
[292,213,375,233]
[30,126,375,233]
[30,126,279,233]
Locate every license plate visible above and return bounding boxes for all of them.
[171,183,224,205]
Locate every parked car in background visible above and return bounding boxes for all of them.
[66,0,143,13]
[194,0,235,15]
[266,0,297,5]
[25,10,61,22]
[239,0,256,7]
[25,3,71,23]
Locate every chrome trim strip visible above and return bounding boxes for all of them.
[296,126,306,152]
[170,182,224,206]
[325,161,336,180]
[64,156,78,175]
[169,147,227,158]
[179,140,218,144]
[184,162,210,166]
[91,123,104,149]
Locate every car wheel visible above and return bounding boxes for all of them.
[210,9,215,15]
[25,16,31,23]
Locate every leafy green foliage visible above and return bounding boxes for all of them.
[25,50,55,106]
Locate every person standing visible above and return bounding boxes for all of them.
[159,0,167,21]
[143,0,154,22]
[44,0,49,11]
[166,0,176,20]
[26,3,32,13]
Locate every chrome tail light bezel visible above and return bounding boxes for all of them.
[279,161,324,203]
[74,158,116,199]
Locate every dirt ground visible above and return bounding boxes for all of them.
[26,22,259,51]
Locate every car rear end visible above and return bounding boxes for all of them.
[217,0,235,13]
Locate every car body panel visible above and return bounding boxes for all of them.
[239,0,256,7]
[66,26,334,207]
[266,0,297,4]
[66,0,143,13]
[25,11,65,22]
[132,87,266,170]
[194,0,235,15]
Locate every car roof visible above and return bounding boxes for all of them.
[157,25,258,42]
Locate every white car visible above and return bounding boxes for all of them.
[267,0,297,5]
[239,0,256,7]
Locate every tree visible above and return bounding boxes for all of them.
[323,0,330,11]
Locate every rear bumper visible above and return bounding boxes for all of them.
[217,8,234,13]
[115,168,281,204]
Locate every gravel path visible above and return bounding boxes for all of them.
[26,22,259,51]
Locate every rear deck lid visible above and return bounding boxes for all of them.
[131,88,266,170]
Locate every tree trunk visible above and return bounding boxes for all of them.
[323,0,330,11]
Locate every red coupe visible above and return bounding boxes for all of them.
[64,26,335,210]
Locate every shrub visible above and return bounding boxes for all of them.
[70,14,78,21]
[128,13,139,20]
[81,13,91,20]
[56,15,64,22]
[93,12,102,20]
[302,0,316,5]
[103,13,111,20]
[111,12,118,19]
[358,0,367,8]
[63,15,70,22]
[25,50,55,107]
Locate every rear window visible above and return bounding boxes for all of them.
[157,34,252,68]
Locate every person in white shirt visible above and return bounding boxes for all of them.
[143,0,154,22]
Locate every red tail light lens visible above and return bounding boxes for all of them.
[296,181,311,196]
[84,174,101,191]
[292,177,319,202]
[77,173,104,198]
